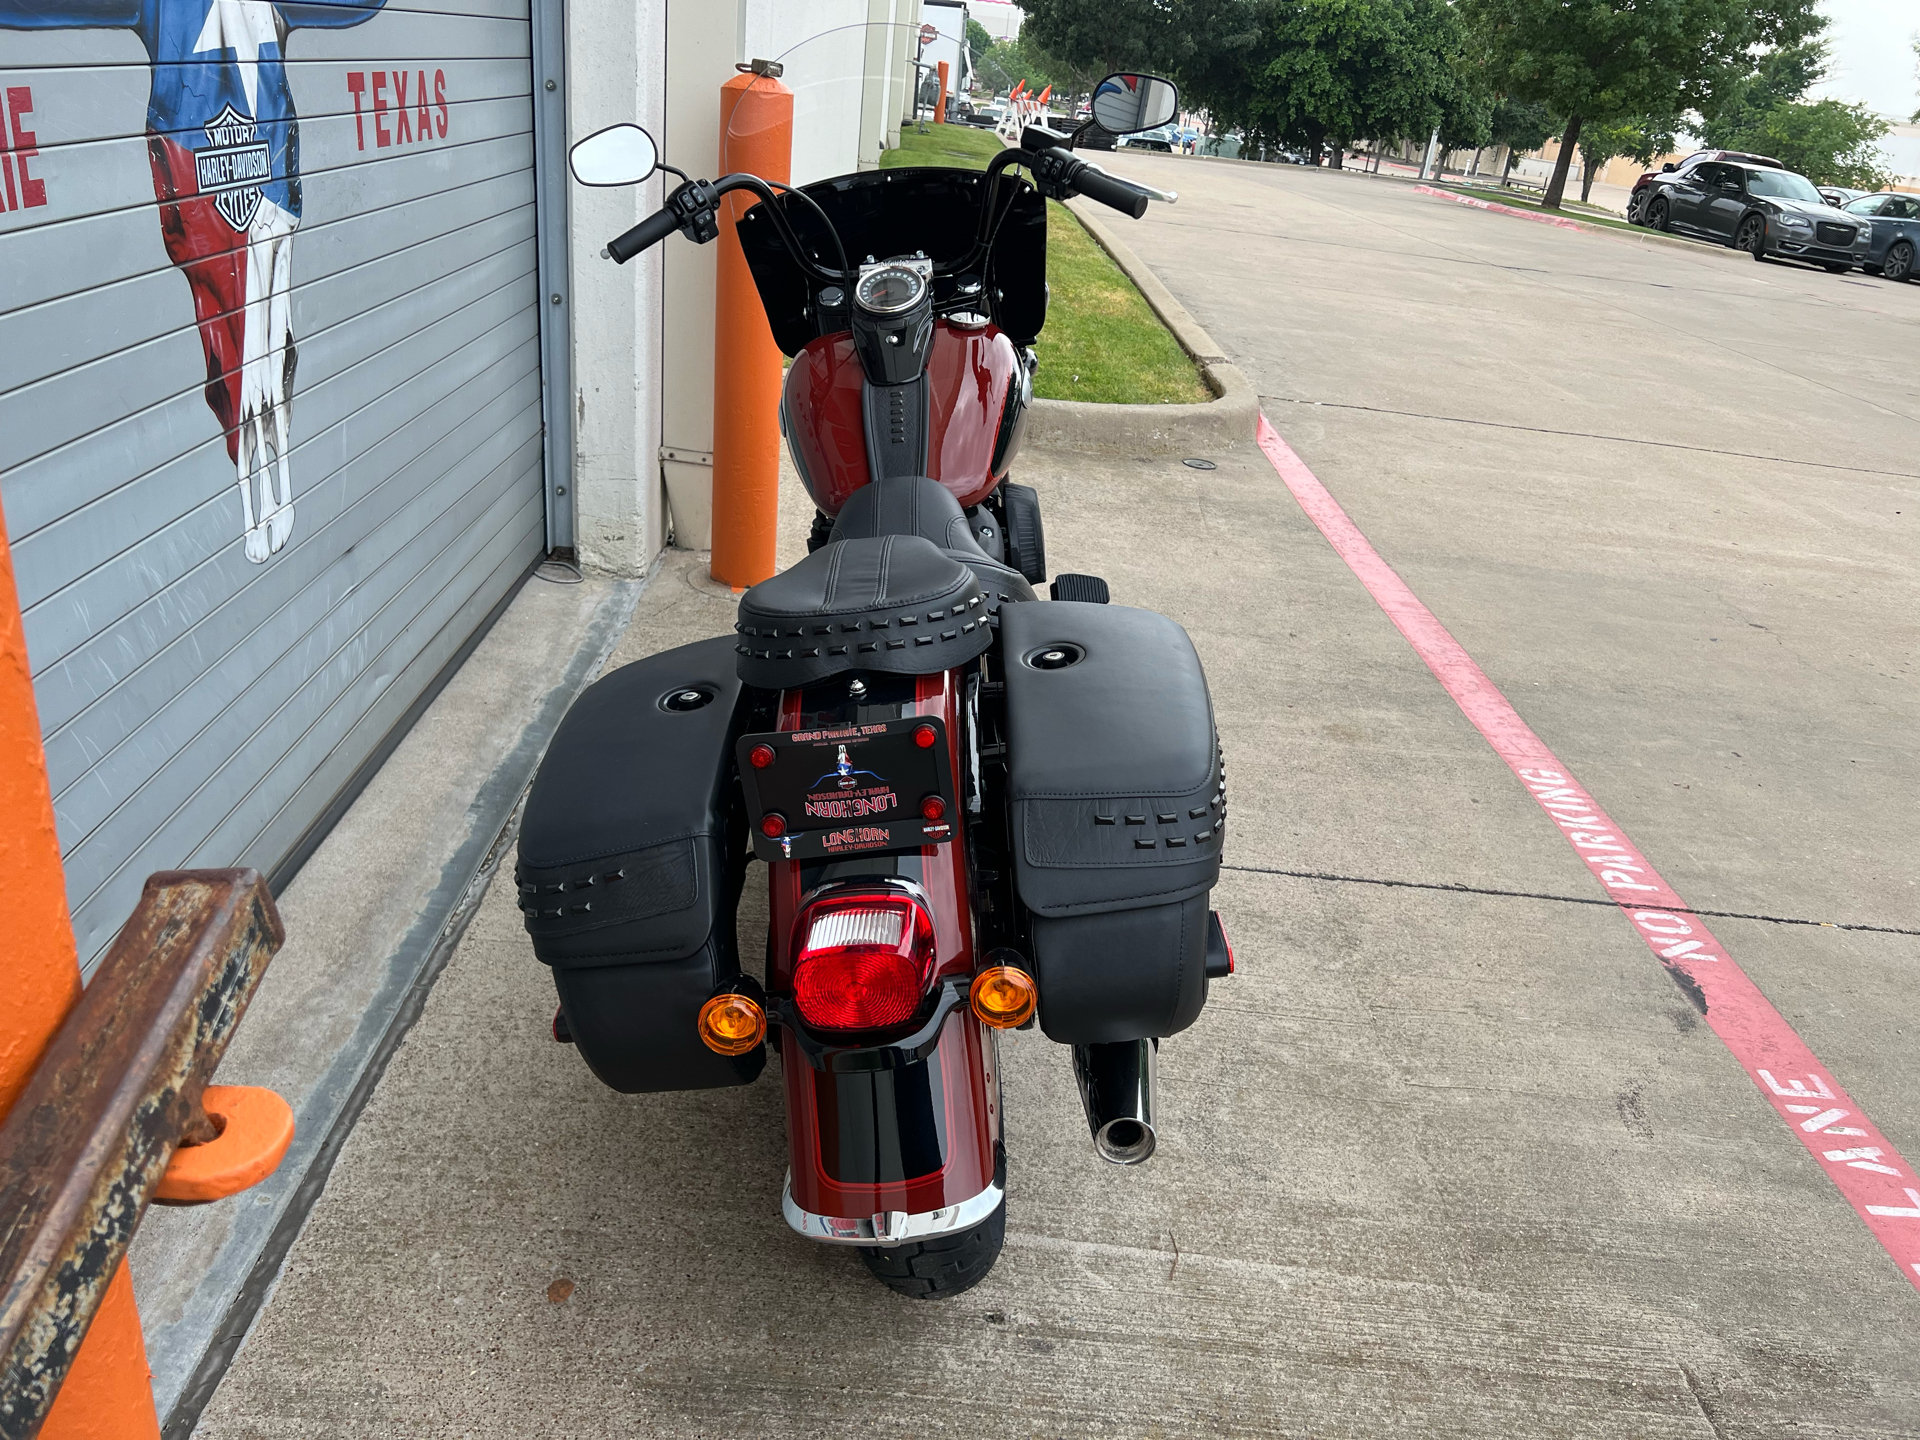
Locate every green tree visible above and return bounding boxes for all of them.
[1018,0,1171,75]
[1459,0,1824,209]
[1153,0,1473,166]
[1720,99,1892,189]
[965,16,996,64]
[1486,95,1555,180]
[1576,114,1677,201]
[1696,38,1893,190]
[1697,38,1829,141]
[977,36,1061,97]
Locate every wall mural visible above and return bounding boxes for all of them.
[2,0,388,561]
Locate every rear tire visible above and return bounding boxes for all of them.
[858,1199,1006,1299]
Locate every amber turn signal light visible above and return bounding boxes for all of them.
[969,965,1037,1029]
[697,992,767,1055]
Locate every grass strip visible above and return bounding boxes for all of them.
[1439,182,1641,232]
[880,123,1209,405]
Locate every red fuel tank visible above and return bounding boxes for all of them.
[783,321,1025,516]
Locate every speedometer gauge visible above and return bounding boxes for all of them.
[855,263,927,315]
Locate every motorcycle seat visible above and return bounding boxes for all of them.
[830,476,1035,605]
[734,533,996,689]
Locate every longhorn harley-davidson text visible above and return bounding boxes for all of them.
[517,52,1232,1298]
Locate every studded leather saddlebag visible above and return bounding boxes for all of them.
[999,603,1225,1044]
[516,635,762,1092]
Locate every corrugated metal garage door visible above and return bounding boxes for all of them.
[1,0,548,971]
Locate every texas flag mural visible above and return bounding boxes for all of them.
[2,0,388,561]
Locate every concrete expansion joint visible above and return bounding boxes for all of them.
[1220,863,1920,937]
[1024,198,1259,458]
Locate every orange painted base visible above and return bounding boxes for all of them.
[40,1264,161,1440]
[154,1085,294,1204]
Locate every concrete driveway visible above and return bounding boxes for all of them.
[186,159,1918,1438]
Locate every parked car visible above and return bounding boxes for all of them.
[1818,186,1868,210]
[1639,160,1874,273]
[966,104,1004,130]
[1200,131,1242,159]
[1843,192,1920,282]
[1120,125,1178,152]
[1627,149,1782,225]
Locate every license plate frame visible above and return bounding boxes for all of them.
[737,716,957,862]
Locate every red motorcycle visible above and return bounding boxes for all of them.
[518,56,1231,1297]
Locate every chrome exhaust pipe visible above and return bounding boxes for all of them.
[1072,1039,1157,1165]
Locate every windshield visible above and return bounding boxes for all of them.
[1744,169,1824,203]
[723,22,1053,353]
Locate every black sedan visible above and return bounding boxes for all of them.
[1842,193,1919,282]
[1641,161,1873,273]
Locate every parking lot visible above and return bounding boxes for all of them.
[183,157,1918,1438]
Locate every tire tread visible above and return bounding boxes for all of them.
[858,1201,1006,1299]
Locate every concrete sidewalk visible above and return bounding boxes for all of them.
[177,158,1916,1437]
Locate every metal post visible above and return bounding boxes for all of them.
[1418,127,1439,180]
[708,67,793,591]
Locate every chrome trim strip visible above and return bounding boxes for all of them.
[781,1171,1004,1247]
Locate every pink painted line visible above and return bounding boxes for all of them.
[1255,413,1920,1292]
[1413,183,1588,232]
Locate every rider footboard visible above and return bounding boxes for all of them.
[516,635,763,1092]
[999,603,1225,1043]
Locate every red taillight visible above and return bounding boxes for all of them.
[792,892,937,1032]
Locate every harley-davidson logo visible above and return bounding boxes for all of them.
[195,104,271,231]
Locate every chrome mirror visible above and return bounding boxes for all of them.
[1090,74,1179,135]
[570,124,659,186]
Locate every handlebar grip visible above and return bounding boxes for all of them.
[606,205,682,264]
[1072,164,1150,220]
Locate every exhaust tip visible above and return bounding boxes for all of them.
[1093,1116,1156,1165]
[1073,1038,1158,1166]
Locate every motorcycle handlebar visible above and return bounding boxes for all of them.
[1070,163,1151,220]
[605,204,682,264]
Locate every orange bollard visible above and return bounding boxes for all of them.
[935,61,949,124]
[709,68,793,591]
[0,492,162,1440]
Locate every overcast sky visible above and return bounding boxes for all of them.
[1810,0,1919,120]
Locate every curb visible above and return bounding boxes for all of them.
[151,574,643,1438]
[1025,197,1258,457]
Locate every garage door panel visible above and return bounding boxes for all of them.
[75,490,544,964]
[19,269,539,679]
[41,353,541,833]
[221,491,542,883]
[59,419,541,938]
[8,0,549,969]
[36,346,541,816]
[0,94,529,296]
[283,11,529,64]
[22,272,538,715]
[4,218,535,534]
[3,163,532,398]
[3,128,533,337]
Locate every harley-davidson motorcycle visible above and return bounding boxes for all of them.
[517,40,1231,1298]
